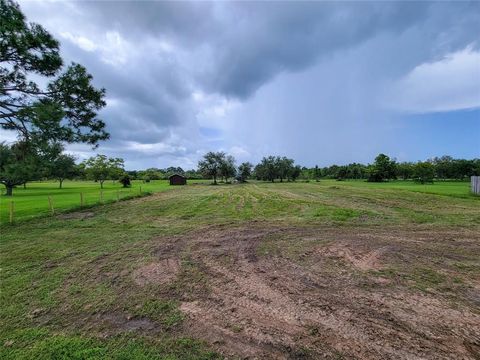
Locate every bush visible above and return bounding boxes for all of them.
[119,174,131,188]
[144,176,151,183]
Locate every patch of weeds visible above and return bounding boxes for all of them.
[307,326,319,336]
[133,299,183,328]
[375,267,447,292]
[230,324,243,333]
[453,262,480,273]
[312,205,371,222]
[173,257,209,297]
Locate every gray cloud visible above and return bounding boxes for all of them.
[10,0,480,169]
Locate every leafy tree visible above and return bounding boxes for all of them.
[313,165,321,181]
[49,153,77,188]
[368,154,397,182]
[336,166,348,181]
[82,154,124,188]
[397,162,414,180]
[0,0,108,147]
[119,173,131,188]
[185,169,203,179]
[275,156,294,182]
[413,162,435,184]
[198,151,226,185]
[0,142,38,195]
[238,162,253,182]
[254,156,278,182]
[288,165,302,182]
[219,155,236,183]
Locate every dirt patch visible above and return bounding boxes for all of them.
[316,243,390,271]
[153,225,480,359]
[87,312,158,336]
[58,211,95,220]
[132,259,180,286]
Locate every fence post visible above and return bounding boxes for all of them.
[9,201,14,224]
[472,176,480,195]
[116,190,120,202]
[80,192,84,207]
[139,186,142,195]
[100,190,104,204]
[48,196,54,215]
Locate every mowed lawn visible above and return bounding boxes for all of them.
[1,181,479,359]
[0,179,474,225]
[0,180,176,225]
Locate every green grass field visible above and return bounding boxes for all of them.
[0,179,475,225]
[1,180,479,358]
[0,180,177,225]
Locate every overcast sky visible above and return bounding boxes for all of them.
[8,1,480,169]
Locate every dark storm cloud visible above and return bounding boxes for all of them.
[69,1,479,100]
[12,0,480,169]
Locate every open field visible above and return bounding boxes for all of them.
[1,181,479,359]
[0,180,474,225]
[0,180,176,225]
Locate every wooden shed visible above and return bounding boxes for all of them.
[169,174,187,186]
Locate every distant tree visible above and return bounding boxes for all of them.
[336,166,348,181]
[397,162,414,180]
[288,165,302,182]
[185,169,203,179]
[238,162,253,182]
[82,154,124,188]
[275,156,294,182]
[198,151,226,185]
[49,153,77,188]
[126,170,138,180]
[220,155,236,183]
[413,162,435,184]
[0,0,108,148]
[0,142,38,196]
[119,173,131,188]
[255,156,278,182]
[313,165,321,181]
[368,154,397,182]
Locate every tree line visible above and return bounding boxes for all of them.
[301,154,480,184]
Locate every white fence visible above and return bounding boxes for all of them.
[472,176,480,195]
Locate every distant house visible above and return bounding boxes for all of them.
[169,174,187,186]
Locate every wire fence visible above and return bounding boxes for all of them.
[3,186,148,225]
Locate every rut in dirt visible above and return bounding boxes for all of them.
[140,225,480,360]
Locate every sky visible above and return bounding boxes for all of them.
[6,1,480,170]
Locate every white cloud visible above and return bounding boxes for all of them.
[60,32,97,52]
[385,46,480,113]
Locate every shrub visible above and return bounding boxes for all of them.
[119,174,131,188]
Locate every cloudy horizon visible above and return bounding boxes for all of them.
[3,0,480,170]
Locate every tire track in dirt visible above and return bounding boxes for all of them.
[146,225,480,359]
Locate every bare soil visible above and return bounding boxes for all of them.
[140,224,480,359]
[132,259,181,286]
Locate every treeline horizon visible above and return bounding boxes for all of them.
[124,153,479,184]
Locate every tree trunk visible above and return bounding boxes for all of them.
[100,180,104,189]
[5,185,13,196]
[59,179,63,189]
[213,175,217,185]
[23,182,27,189]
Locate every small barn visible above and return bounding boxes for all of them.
[169,174,187,186]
